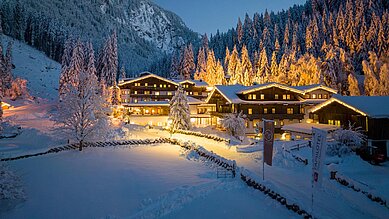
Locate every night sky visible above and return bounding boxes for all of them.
[153,0,307,35]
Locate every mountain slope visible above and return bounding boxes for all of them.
[1,35,61,101]
[0,0,199,73]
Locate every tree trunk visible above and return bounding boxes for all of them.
[79,140,83,151]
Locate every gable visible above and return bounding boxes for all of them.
[239,86,303,101]
[119,74,178,89]
[206,89,231,104]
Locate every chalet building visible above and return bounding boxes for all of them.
[118,72,212,127]
[205,82,337,135]
[310,95,389,157]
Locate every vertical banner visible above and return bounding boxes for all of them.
[312,127,328,188]
[263,120,275,166]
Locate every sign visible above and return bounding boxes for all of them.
[263,120,275,166]
[312,127,328,188]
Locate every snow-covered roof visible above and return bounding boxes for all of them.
[119,73,179,86]
[291,84,337,94]
[206,85,247,104]
[282,123,339,135]
[238,82,305,95]
[173,79,209,87]
[310,94,389,118]
[187,96,204,104]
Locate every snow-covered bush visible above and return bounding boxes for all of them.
[169,85,191,131]
[8,77,30,101]
[328,123,366,156]
[221,111,246,141]
[0,161,26,200]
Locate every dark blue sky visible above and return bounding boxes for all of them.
[154,0,307,35]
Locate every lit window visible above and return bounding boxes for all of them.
[248,94,252,100]
[135,83,140,86]
[312,94,317,99]
[287,94,291,100]
[155,92,160,96]
[154,84,157,87]
[168,85,171,88]
[144,91,150,95]
[275,94,279,99]
[164,84,167,88]
[287,108,293,114]
[280,120,284,126]
[145,83,148,86]
[264,108,268,114]
[272,108,276,114]
[160,84,163,88]
[274,121,277,126]
[194,92,198,95]
[260,94,265,100]
[328,120,334,125]
[300,107,305,114]
[323,94,328,99]
[134,91,137,94]
[318,94,322,99]
[283,94,286,100]
[248,108,252,115]
[134,99,138,103]
[168,92,172,95]
[189,92,193,95]
[335,120,341,126]
[253,94,257,99]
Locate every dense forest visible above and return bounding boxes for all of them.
[157,0,389,96]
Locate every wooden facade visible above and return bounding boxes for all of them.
[206,83,337,134]
[310,96,389,157]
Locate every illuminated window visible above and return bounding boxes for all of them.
[154,84,157,87]
[248,108,253,115]
[144,91,150,95]
[163,84,167,88]
[335,120,341,126]
[300,107,305,114]
[318,94,322,99]
[280,120,284,126]
[328,120,334,125]
[145,83,148,86]
[135,83,140,86]
[155,92,160,96]
[134,91,137,94]
[287,94,291,100]
[312,94,317,99]
[194,92,198,95]
[168,85,171,88]
[134,99,138,103]
[275,94,279,99]
[323,94,328,99]
[272,108,276,114]
[253,94,257,99]
[264,108,268,114]
[167,92,172,95]
[274,120,277,126]
[260,94,265,100]
[248,94,252,100]
[287,108,294,114]
[160,84,163,88]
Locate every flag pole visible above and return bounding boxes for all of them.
[262,120,265,181]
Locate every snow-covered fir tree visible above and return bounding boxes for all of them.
[168,85,191,131]
[120,66,126,80]
[111,81,120,106]
[347,73,361,96]
[181,44,195,80]
[194,47,206,81]
[97,32,118,86]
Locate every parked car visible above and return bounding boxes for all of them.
[357,146,386,165]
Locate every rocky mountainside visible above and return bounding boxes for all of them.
[0,0,199,73]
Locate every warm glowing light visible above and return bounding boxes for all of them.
[145,109,149,114]
[190,118,196,123]
[281,133,287,140]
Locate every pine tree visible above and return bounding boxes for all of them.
[86,42,97,77]
[111,81,120,105]
[255,47,269,83]
[236,18,243,45]
[120,66,126,80]
[270,51,278,82]
[182,44,195,80]
[379,63,389,95]
[215,60,225,85]
[97,32,118,86]
[195,47,206,80]
[205,50,217,86]
[169,85,191,131]
[348,73,361,96]
[363,60,380,96]
[241,45,253,86]
[227,46,241,85]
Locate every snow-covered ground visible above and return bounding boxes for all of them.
[1,144,295,219]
